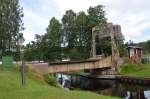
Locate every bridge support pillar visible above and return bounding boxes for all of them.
[92,29,96,58]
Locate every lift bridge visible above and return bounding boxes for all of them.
[30,23,123,74]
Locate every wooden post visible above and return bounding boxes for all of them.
[19,41,26,86]
[21,61,26,86]
[60,73,63,85]
[18,37,25,86]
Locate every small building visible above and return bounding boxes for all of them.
[126,46,142,63]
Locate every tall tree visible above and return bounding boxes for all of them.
[0,0,24,59]
[45,17,62,61]
[87,5,107,28]
[62,10,77,48]
[75,11,90,58]
[87,5,107,56]
[24,5,108,61]
[46,17,62,47]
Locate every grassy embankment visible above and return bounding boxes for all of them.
[0,65,120,99]
[119,64,150,78]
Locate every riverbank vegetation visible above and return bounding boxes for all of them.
[0,68,120,99]
[119,64,150,78]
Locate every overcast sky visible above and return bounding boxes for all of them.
[20,0,150,44]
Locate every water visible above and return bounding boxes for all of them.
[55,73,150,99]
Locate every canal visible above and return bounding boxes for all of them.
[54,73,150,99]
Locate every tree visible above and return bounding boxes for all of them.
[45,17,62,61]
[116,39,126,57]
[87,5,107,28]
[24,5,108,61]
[75,11,90,58]
[46,17,62,47]
[0,0,24,59]
[23,17,62,61]
[61,6,107,59]
[23,41,37,61]
[62,10,77,48]
[34,34,44,62]
[138,40,150,54]
[87,5,107,56]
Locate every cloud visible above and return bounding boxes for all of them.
[103,0,150,42]
[21,0,150,44]
[53,0,94,13]
[22,7,49,44]
[53,0,150,42]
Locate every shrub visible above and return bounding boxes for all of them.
[44,74,58,87]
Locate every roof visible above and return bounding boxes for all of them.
[126,46,142,49]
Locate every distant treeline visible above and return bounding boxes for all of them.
[125,40,150,55]
[138,40,150,54]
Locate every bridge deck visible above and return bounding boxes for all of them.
[49,59,99,65]
[29,57,112,74]
[48,56,112,73]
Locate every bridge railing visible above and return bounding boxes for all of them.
[94,56,112,68]
[48,56,112,73]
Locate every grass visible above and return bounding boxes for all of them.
[0,70,120,99]
[119,64,150,78]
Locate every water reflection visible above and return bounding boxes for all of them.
[54,73,150,99]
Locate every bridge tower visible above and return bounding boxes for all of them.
[92,23,123,72]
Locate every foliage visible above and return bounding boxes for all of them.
[125,40,150,55]
[96,37,112,56]
[62,10,77,48]
[87,5,107,27]
[23,47,36,61]
[44,74,59,87]
[116,39,126,57]
[86,5,107,57]
[67,48,82,60]
[138,40,150,54]
[0,0,24,60]
[23,17,62,61]
[24,5,108,61]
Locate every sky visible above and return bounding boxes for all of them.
[20,0,150,44]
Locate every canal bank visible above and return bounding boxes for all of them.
[0,69,120,99]
[73,74,150,85]
[52,63,150,98]
[79,63,150,86]
[118,64,150,78]
[55,73,150,99]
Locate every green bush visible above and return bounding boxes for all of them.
[44,74,58,87]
